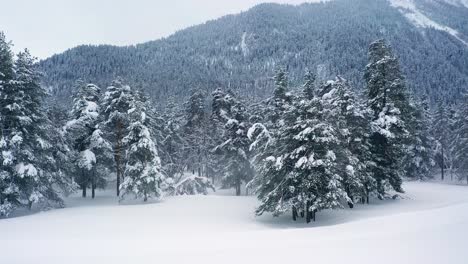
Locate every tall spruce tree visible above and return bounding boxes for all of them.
[454,91,468,183]
[120,92,166,202]
[432,100,451,181]
[303,69,316,100]
[213,92,253,196]
[102,79,134,196]
[403,97,435,180]
[1,48,71,216]
[0,32,16,216]
[323,77,374,205]
[364,39,408,197]
[183,90,208,176]
[250,91,348,222]
[65,82,111,198]
[160,97,186,180]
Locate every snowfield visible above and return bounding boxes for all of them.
[1,181,467,264]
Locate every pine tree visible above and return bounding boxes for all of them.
[267,68,292,129]
[250,94,348,222]
[183,90,208,176]
[102,79,134,196]
[46,105,77,196]
[432,100,451,181]
[120,93,166,202]
[209,89,237,184]
[159,97,186,180]
[323,77,374,205]
[66,82,111,198]
[403,97,435,180]
[454,91,468,183]
[214,93,253,196]
[1,48,71,216]
[303,69,316,100]
[0,32,16,216]
[364,39,408,197]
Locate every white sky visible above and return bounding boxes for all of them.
[0,0,326,59]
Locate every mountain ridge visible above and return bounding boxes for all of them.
[38,0,468,105]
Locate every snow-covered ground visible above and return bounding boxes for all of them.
[1,181,467,264]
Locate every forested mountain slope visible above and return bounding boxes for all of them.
[38,0,468,105]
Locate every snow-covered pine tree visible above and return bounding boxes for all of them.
[269,68,293,128]
[159,97,186,179]
[46,104,77,196]
[183,90,208,176]
[322,77,374,205]
[454,91,468,183]
[66,81,112,198]
[402,96,435,180]
[364,39,408,197]
[303,69,316,100]
[213,92,253,196]
[0,32,16,216]
[120,92,166,202]
[1,48,71,216]
[209,88,238,184]
[250,92,348,222]
[432,99,451,181]
[102,79,134,196]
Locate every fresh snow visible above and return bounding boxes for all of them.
[1,182,467,264]
[389,0,468,46]
[15,163,38,178]
[79,149,96,170]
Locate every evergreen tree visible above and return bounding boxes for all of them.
[454,91,468,183]
[250,93,348,222]
[65,82,111,198]
[432,100,451,181]
[303,69,316,100]
[120,93,166,202]
[273,68,288,100]
[159,97,186,179]
[1,49,71,216]
[214,93,253,196]
[183,90,208,176]
[364,39,408,197]
[403,97,435,180]
[102,79,134,196]
[323,77,374,205]
[0,32,16,216]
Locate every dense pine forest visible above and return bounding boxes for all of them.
[1,31,467,220]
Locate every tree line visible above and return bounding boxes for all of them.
[1,32,467,222]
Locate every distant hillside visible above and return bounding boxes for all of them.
[38,0,468,105]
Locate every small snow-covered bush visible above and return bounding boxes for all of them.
[167,174,215,196]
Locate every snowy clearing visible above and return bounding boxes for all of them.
[1,181,467,264]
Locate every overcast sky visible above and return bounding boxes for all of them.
[0,0,326,59]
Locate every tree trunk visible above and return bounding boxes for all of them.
[305,201,311,224]
[292,206,298,221]
[441,146,445,181]
[235,175,241,196]
[115,120,124,197]
[82,185,87,198]
[91,168,96,199]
